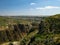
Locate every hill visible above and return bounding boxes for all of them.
[0,14,60,45]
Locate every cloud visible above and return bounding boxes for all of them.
[36,6,60,10]
[30,3,36,5]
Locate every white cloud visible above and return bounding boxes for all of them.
[36,6,60,10]
[30,3,36,5]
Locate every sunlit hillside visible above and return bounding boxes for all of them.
[0,14,59,45]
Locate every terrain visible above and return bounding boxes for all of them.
[0,14,60,45]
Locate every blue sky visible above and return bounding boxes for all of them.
[0,0,60,16]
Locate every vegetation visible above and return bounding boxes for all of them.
[0,14,60,45]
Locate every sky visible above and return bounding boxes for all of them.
[0,0,60,16]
